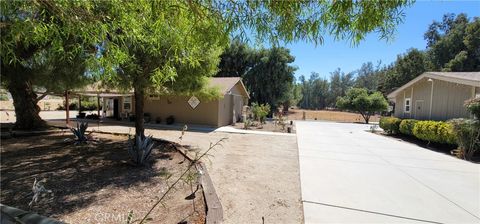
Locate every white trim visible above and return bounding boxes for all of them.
[123,96,132,112]
[429,79,434,119]
[404,97,411,113]
[410,86,414,118]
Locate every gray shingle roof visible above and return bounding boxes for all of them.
[426,72,480,82]
[387,72,480,98]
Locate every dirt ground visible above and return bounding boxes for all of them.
[0,132,205,224]
[286,109,380,123]
[44,121,304,223]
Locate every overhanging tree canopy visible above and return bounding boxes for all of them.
[1,0,412,132]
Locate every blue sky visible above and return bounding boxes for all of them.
[284,0,480,80]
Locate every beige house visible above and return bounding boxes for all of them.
[143,77,249,127]
[81,77,249,127]
[387,72,480,120]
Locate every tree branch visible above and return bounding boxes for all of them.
[35,91,49,103]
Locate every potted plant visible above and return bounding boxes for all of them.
[166,115,175,125]
[144,113,151,123]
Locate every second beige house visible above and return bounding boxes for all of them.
[387,72,480,120]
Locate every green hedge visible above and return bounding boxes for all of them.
[399,119,418,136]
[449,119,480,160]
[379,117,402,134]
[412,120,456,145]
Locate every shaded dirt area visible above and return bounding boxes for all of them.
[287,109,380,123]
[0,133,205,224]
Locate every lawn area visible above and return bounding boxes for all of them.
[287,109,380,123]
[0,132,205,224]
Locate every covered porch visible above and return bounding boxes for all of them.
[62,88,134,126]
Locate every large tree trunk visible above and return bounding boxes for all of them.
[7,78,46,130]
[134,87,145,138]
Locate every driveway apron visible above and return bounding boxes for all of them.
[296,121,480,223]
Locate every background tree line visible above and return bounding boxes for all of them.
[297,13,479,110]
[216,39,298,112]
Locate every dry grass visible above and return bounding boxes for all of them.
[286,109,380,123]
[0,99,64,111]
[1,133,205,224]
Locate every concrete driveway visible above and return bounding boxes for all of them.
[296,121,480,223]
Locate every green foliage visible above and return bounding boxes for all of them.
[58,100,99,111]
[449,119,480,160]
[0,93,8,101]
[70,122,89,144]
[412,121,456,145]
[128,135,155,166]
[336,88,388,124]
[465,98,480,119]
[379,117,402,134]
[1,0,411,132]
[217,42,297,110]
[425,14,480,72]
[298,69,355,109]
[380,49,428,94]
[354,62,382,92]
[251,102,271,124]
[356,13,480,96]
[399,119,419,136]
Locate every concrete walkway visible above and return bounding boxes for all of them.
[296,121,480,223]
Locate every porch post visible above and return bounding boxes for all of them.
[78,95,82,114]
[97,94,101,117]
[65,90,70,125]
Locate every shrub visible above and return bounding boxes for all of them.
[70,122,89,144]
[166,115,175,125]
[85,113,100,120]
[128,135,155,166]
[0,93,9,101]
[56,101,99,111]
[413,120,456,145]
[251,102,270,124]
[399,119,418,136]
[465,98,480,119]
[449,119,480,160]
[379,117,402,134]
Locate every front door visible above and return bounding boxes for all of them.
[113,99,119,119]
[415,100,427,120]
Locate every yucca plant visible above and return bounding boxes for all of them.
[128,135,155,166]
[70,122,89,144]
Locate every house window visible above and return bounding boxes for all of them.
[404,98,411,113]
[124,96,132,112]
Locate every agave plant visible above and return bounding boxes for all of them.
[128,135,155,166]
[70,122,89,144]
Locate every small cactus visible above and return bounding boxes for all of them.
[128,135,155,166]
[70,122,89,144]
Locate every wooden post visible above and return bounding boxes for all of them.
[78,95,82,114]
[65,90,70,125]
[97,94,100,117]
